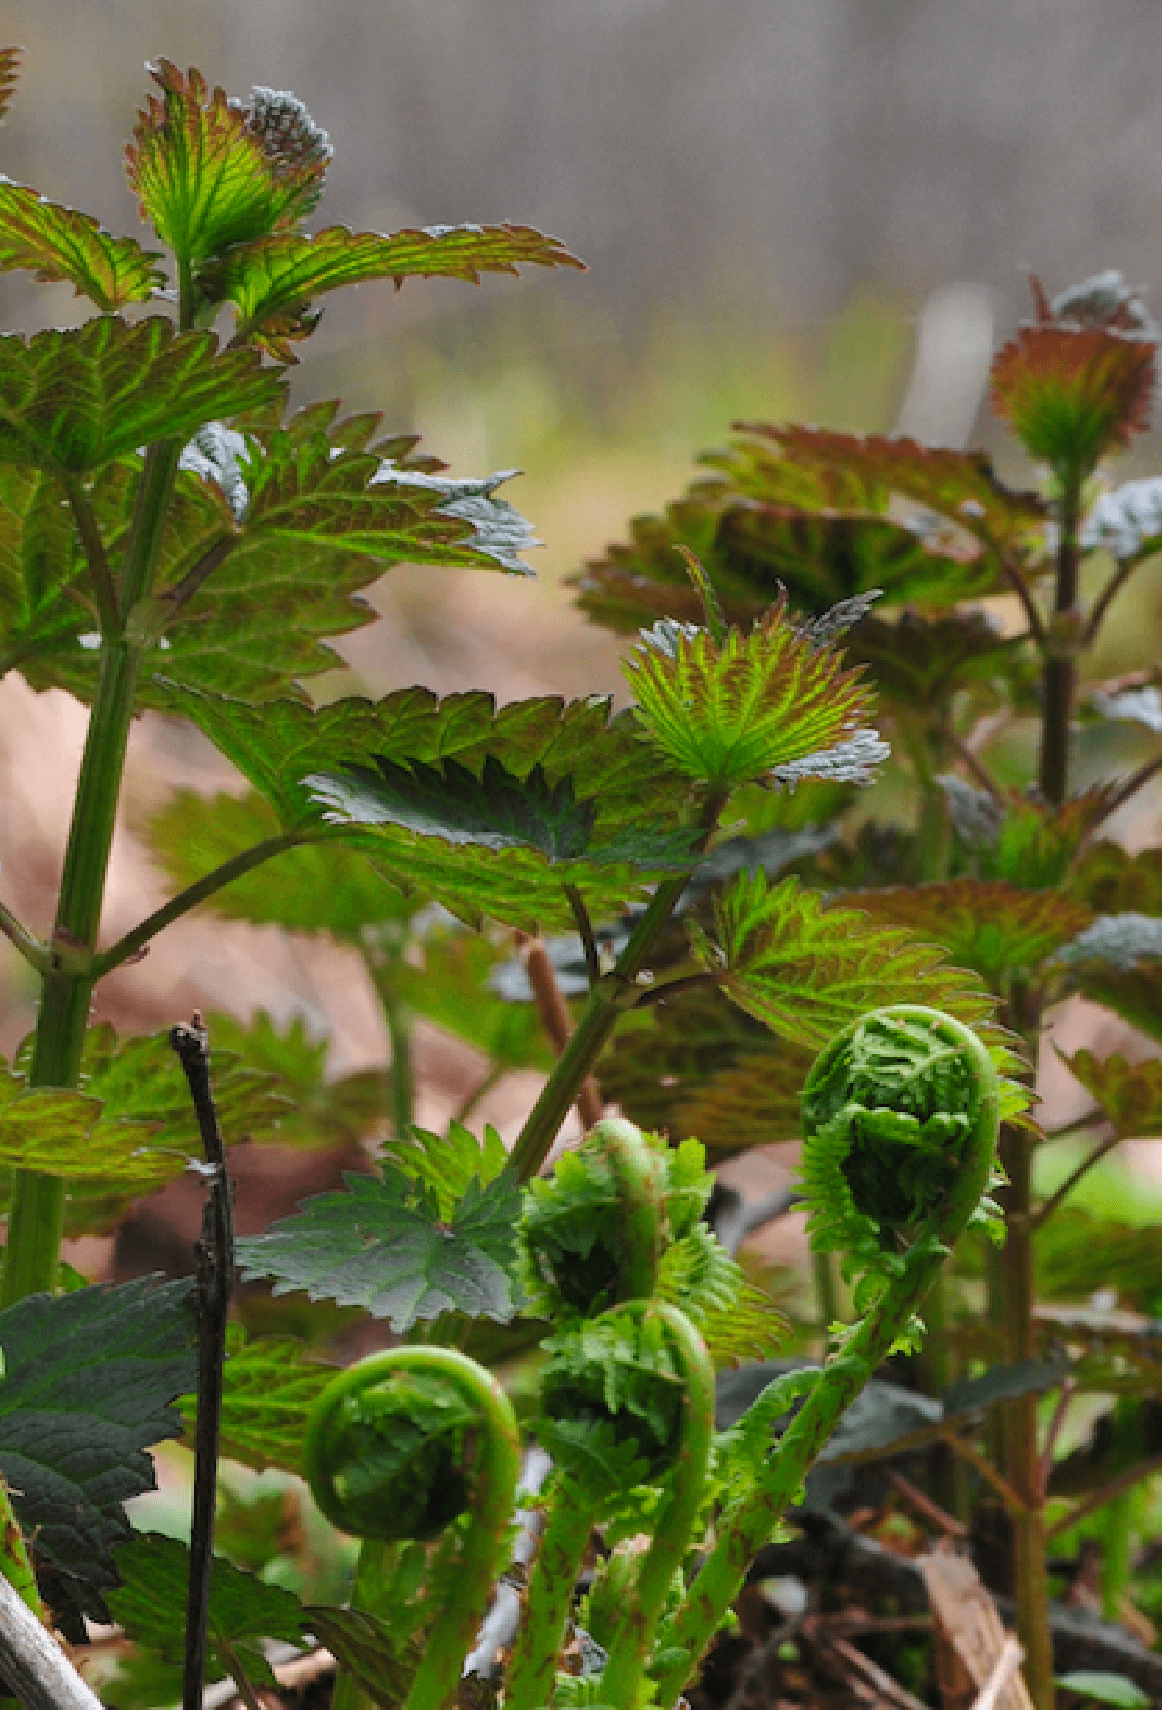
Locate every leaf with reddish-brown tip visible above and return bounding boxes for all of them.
[0,47,21,123]
[989,324,1155,478]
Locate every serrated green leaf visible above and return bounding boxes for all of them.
[622,597,880,789]
[692,869,1010,1056]
[380,1122,510,1222]
[306,1605,423,1710]
[108,1530,305,1685]
[849,880,1094,991]
[0,317,284,475]
[0,1023,290,1235]
[126,61,329,266]
[177,1328,337,1475]
[236,1166,522,1329]
[990,323,1154,478]
[0,179,165,308]
[208,223,584,359]
[1059,1048,1162,1139]
[756,423,1048,565]
[0,1278,196,1622]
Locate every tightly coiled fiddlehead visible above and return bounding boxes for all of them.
[652,1005,1006,1709]
[304,1347,520,1710]
[506,1300,715,1710]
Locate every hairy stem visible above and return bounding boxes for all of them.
[4,440,181,1305]
[601,1307,715,1708]
[504,1483,595,1710]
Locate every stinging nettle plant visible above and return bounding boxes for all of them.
[0,42,1064,1710]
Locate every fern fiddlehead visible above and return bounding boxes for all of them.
[652,1005,1004,1709]
[506,1300,714,1710]
[304,1346,520,1710]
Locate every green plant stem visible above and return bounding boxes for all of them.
[504,1481,595,1710]
[0,1480,43,1619]
[601,1307,715,1708]
[91,830,311,977]
[0,903,48,973]
[363,941,414,1141]
[812,1249,839,1342]
[4,441,181,1306]
[510,789,725,1181]
[1038,471,1082,809]
[587,1117,664,1300]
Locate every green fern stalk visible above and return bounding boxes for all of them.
[504,1482,597,1710]
[305,1347,521,1710]
[653,1006,1002,1709]
[599,1304,715,1709]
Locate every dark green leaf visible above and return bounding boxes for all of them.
[678,1048,812,1161]
[0,318,284,474]
[941,1357,1072,1416]
[0,1278,196,1621]
[1054,915,1162,1046]
[177,1328,337,1475]
[209,223,585,359]
[108,1531,305,1684]
[848,611,1032,717]
[126,61,329,266]
[0,179,165,308]
[236,1166,522,1329]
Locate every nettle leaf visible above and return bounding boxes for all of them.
[948,783,1116,891]
[0,317,283,474]
[622,596,882,790]
[162,680,690,834]
[990,323,1154,478]
[750,423,1048,564]
[596,990,768,1140]
[146,788,413,940]
[848,610,1031,717]
[678,1048,813,1161]
[208,223,585,359]
[1087,681,1162,734]
[126,61,330,265]
[0,179,165,309]
[0,1023,289,1236]
[0,1277,196,1622]
[1053,914,1162,1044]
[236,1165,522,1329]
[690,869,1012,1057]
[1060,1048,1162,1139]
[306,1606,422,1710]
[380,1122,510,1222]
[305,751,695,931]
[177,1328,337,1476]
[108,1531,305,1685]
[1072,842,1162,915]
[848,880,1094,992]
